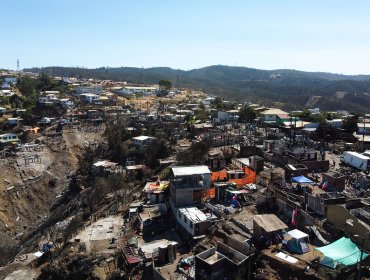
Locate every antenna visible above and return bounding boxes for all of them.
[17,59,20,72]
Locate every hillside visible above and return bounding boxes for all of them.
[0,126,104,266]
[24,65,370,112]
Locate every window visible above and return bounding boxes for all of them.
[184,216,187,223]
[190,221,193,229]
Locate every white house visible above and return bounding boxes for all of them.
[260,108,289,122]
[0,133,19,143]
[176,207,211,237]
[39,117,56,125]
[59,98,74,108]
[80,93,100,103]
[0,107,6,115]
[7,117,22,125]
[132,136,156,150]
[0,90,15,97]
[1,83,11,89]
[308,108,320,114]
[211,110,229,123]
[201,97,216,105]
[38,93,59,105]
[4,77,17,85]
[113,86,158,95]
[358,123,370,135]
[76,84,102,95]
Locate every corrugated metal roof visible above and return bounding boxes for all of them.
[179,207,207,223]
[172,165,211,177]
[253,214,287,232]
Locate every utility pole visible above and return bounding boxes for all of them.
[354,231,369,280]
[363,116,366,152]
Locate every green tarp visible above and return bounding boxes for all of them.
[315,237,368,268]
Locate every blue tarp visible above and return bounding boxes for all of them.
[291,175,313,184]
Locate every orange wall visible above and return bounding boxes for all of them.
[211,167,256,188]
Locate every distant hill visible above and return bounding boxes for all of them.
[24,65,370,112]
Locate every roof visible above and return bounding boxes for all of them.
[80,93,99,97]
[344,151,370,160]
[171,165,211,177]
[132,136,156,141]
[93,160,117,168]
[287,229,308,239]
[358,123,370,128]
[253,214,288,232]
[124,86,157,90]
[178,207,208,223]
[260,108,289,115]
[126,165,145,170]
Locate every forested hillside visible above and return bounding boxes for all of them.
[24,65,370,112]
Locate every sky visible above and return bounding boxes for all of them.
[1,0,370,74]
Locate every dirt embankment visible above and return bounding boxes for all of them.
[0,127,104,262]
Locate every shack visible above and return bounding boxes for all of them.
[252,214,288,238]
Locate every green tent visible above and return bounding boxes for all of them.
[315,237,368,269]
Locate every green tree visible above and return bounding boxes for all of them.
[144,139,170,168]
[37,72,53,91]
[239,105,257,122]
[18,76,38,96]
[212,97,224,110]
[177,137,211,165]
[342,115,359,133]
[159,80,172,90]
[316,120,338,141]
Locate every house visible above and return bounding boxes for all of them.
[0,90,15,97]
[7,117,22,125]
[132,136,156,150]
[357,122,370,135]
[1,83,11,89]
[259,108,289,123]
[80,93,100,104]
[252,214,288,239]
[308,108,320,114]
[112,86,158,95]
[91,160,118,175]
[76,84,102,95]
[38,93,59,105]
[327,119,343,129]
[0,133,20,144]
[4,77,17,85]
[170,165,211,208]
[38,117,56,125]
[0,107,6,116]
[143,181,169,204]
[126,165,147,182]
[211,110,230,123]
[176,207,211,237]
[201,97,215,105]
[59,98,74,108]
